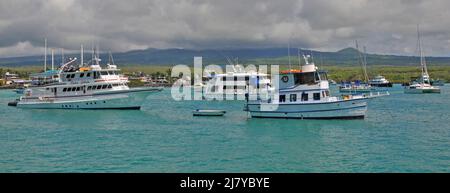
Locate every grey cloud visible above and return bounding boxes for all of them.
[0,0,450,57]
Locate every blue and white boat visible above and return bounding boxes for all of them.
[245,55,388,119]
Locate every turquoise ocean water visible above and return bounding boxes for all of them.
[0,85,449,172]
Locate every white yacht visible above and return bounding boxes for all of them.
[245,55,388,119]
[369,75,392,87]
[339,81,375,93]
[203,66,271,99]
[8,49,162,109]
[405,27,440,94]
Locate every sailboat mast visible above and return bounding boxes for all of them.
[355,40,367,83]
[417,25,428,84]
[363,46,369,83]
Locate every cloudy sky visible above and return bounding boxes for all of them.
[1,0,450,57]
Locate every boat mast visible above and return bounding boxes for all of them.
[80,44,84,67]
[51,48,54,71]
[363,46,369,83]
[61,48,64,66]
[297,48,302,70]
[44,38,47,71]
[355,40,368,83]
[288,42,292,70]
[417,25,429,84]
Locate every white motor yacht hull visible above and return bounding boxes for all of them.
[404,87,441,94]
[246,98,368,119]
[15,87,162,109]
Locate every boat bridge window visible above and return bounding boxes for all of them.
[102,85,107,89]
[71,87,76,92]
[86,73,91,77]
[301,93,308,101]
[63,88,67,92]
[100,71,108,75]
[290,94,297,102]
[71,74,75,79]
[80,73,85,78]
[87,86,92,90]
[313,93,321,101]
[279,95,286,103]
[294,72,319,85]
[66,74,71,79]
[76,87,81,91]
[97,85,102,89]
[108,84,112,89]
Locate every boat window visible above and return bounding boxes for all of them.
[66,74,71,79]
[76,87,81,91]
[101,71,108,75]
[102,85,107,89]
[290,94,297,102]
[313,93,321,100]
[279,95,286,103]
[294,72,316,85]
[87,86,92,90]
[108,84,112,89]
[86,73,91,77]
[71,87,76,91]
[97,85,102,90]
[245,76,249,81]
[80,73,85,78]
[301,93,308,101]
[71,74,75,79]
[92,86,96,90]
[113,84,119,87]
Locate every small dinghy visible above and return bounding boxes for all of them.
[193,109,226,116]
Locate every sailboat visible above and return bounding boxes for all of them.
[404,27,441,94]
[339,41,375,93]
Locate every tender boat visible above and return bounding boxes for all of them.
[9,46,162,109]
[404,27,440,94]
[369,75,393,87]
[193,109,226,116]
[244,55,388,119]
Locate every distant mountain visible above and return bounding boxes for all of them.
[1,47,449,67]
